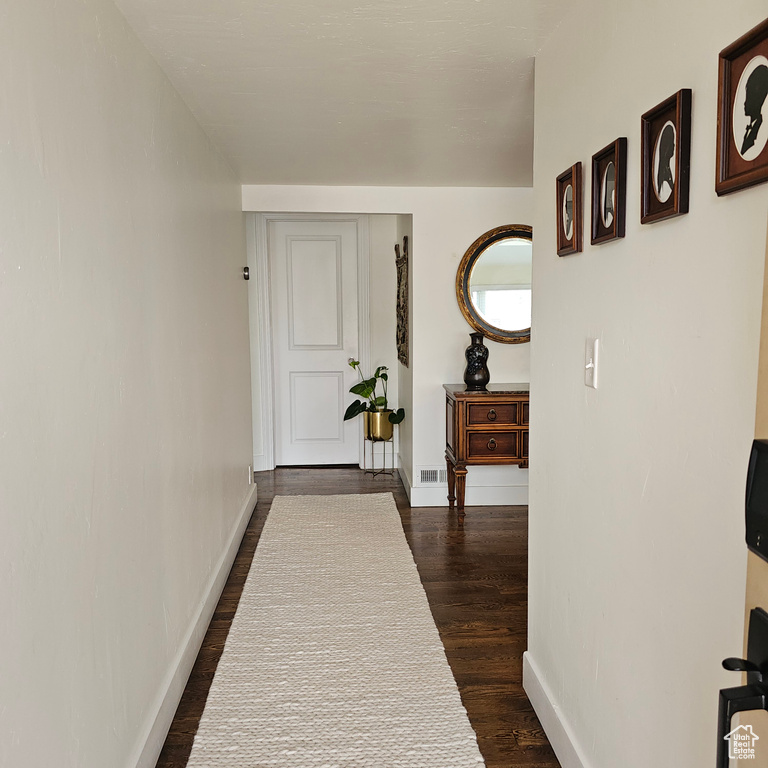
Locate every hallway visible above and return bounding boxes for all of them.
[155,468,559,768]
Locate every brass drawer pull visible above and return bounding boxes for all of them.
[487,409,497,421]
[487,438,497,451]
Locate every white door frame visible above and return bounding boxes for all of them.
[246,212,371,470]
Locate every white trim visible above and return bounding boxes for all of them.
[247,214,275,471]
[357,215,371,468]
[249,213,371,469]
[252,455,271,472]
[132,485,258,768]
[522,652,591,768]
[409,484,528,507]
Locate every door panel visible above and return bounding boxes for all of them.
[287,237,342,349]
[289,371,345,443]
[270,219,359,465]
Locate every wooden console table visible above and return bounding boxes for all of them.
[444,383,529,517]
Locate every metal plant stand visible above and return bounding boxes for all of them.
[363,435,395,477]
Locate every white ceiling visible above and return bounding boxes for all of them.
[114,0,561,187]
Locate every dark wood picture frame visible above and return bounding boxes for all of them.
[716,16,768,196]
[591,138,627,245]
[641,89,691,223]
[556,163,582,256]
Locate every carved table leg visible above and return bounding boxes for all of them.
[446,456,456,508]
[455,463,467,520]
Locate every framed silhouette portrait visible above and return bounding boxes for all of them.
[641,89,691,224]
[591,138,627,245]
[716,17,768,196]
[556,163,582,256]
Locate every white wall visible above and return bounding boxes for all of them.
[397,214,415,488]
[242,185,533,505]
[527,3,768,768]
[369,215,401,464]
[0,2,254,767]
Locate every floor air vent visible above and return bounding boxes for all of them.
[419,467,447,484]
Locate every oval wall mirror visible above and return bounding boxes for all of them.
[455,224,532,344]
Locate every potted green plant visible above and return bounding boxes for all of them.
[344,359,405,441]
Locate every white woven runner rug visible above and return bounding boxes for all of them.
[186,492,485,767]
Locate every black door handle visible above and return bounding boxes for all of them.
[716,658,768,767]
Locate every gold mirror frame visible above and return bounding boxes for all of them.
[455,224,532,344]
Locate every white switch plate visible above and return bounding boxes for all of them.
[585,338,599,389]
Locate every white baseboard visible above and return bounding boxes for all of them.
[522,652,590,768]
[408,484,528,507]
[253,454,272,472]
[132,484,259,768]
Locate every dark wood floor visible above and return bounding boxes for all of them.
[155,468,560,768]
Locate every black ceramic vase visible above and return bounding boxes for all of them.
[463,332,490,391]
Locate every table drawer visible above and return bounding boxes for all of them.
[467,431,519,460]
[467,403,519,426]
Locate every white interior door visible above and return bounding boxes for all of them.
[269,218,360,465]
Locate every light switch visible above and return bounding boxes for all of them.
[585,338,599,389]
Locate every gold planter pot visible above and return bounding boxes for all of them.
[363,410,394,442]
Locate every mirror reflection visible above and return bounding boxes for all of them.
[468,237,532,333]
[563,184,574,240]
[601,161,616,227]
[456,224,532,344]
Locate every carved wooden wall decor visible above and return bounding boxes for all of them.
[395,235,409,368]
